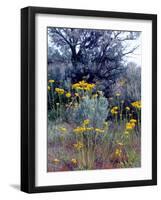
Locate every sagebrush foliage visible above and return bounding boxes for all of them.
[71,95,108,127]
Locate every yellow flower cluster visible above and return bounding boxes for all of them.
[48,79,55,83]
[73,142,83,150]
[55,88,65,95]
[130,119,137,123]
[73,126,104,134]
[72,80,95,91]
[86,127,94,131]
[125,106,130,111]
[117,142,123,146]
[71,158,77,164]
[73,126,86,134]
[83,119,90,126]
[73,119,92,133]
[66,92,71,98]
[115,148,122,157]
[48,86,51,91]
[59,127,67,133]
[131,101,141,109]
[95,128,104,133]
[126,122,135,130]
[116,93,120,97]
[125,119,137,131]
[52,158,60,164]
[75,93,79,97]
[111,106,119,115]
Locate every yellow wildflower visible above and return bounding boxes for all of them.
[130,122,135,128]
[95,128,104,133]
[59,127,67,133]
[48,86,51,90]
[117,142,123,146]
[125,118,137,131]
[71,158,77,164]
[125,106,130,111]
[48,79,55,83]
[126,122,133,130]
[52,158,60,164]
[115,148,122,157]
[86,84,95,91]
[131,101,141,109]
[130,119,137,123]
[75,93,79,97]
[66,92,71,98]
[116,93,120,97]
[113,106,118,110]
[55,88,65,95]
[86,127,94,131]
[73,141,83,150]
[72,80,95,91]
[83,119,90,126]
[111,106,119,115]
[73,126,86,134]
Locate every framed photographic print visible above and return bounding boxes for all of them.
[21,6,157,193]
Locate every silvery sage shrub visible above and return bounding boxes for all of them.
[71,95,109,127]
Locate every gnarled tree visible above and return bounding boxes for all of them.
[48,27,140,96]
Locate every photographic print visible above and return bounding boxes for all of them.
[21,7,157,193]
[47,27,141,172]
